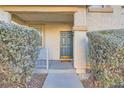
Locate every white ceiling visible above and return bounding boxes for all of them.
[12,12,74,23]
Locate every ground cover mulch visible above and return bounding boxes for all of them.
[81,74,95,88]
[81,73,124,88]
[0,73,47,88]
[27,73,47,88]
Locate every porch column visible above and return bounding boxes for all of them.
[0,10,11,23]
[73,8,88,74]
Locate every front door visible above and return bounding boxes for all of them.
[60,31,73,59]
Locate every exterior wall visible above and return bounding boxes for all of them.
[27,23,72,60]
[73,31,88,74]
[73,7,87,74]
[87,6,124,31]
[86,5,124,73]
[44,23,72,60]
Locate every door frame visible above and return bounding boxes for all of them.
[60,31,73,59]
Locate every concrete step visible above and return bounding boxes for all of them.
[48,69,75,73]
[33,69,75,74]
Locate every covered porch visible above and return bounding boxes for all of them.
[0,6,88,74]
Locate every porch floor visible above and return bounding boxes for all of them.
[49,61,73,69]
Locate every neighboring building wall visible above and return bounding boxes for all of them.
[45,23,72,60]
[87,5,124,31]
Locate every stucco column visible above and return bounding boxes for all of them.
[73,9,88,74]
[0,10,11,23]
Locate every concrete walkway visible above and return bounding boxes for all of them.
[35,49,83,88]
[43,73,83,88]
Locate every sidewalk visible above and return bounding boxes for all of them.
[43,73,83,88]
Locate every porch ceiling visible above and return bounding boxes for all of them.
[11,12,74,24]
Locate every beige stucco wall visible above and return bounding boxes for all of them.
[73,8,87,74]
[73,31,88,74]
[87,6,124,31]
[44,23,72,60]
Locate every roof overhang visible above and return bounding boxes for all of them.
[0,5,85,13]
[11,12,74,24]
[0,5,86,25]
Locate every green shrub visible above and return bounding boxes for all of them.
[87,29,124,88]
[0,22,41,87]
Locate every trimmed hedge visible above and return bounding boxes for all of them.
[0,22,41,87]
[87,29,124,88]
